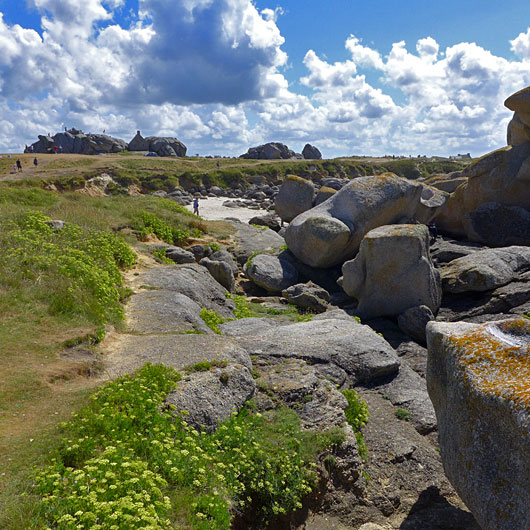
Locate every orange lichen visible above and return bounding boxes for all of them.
[447,318,530,410]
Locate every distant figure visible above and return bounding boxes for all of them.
[193,197,199,216]
[59,145,63,153]
[12,163,16,172]
[103,129,106,134]
[34,157,38,167]
[16,159,22,172]
[54,145,58,154]
[428,219,438,244]
[216,160,220,168]
[29,144,34,153]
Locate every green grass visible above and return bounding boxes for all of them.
[12,363,343,530]
[394,408,411,421]
[341,389,370,460]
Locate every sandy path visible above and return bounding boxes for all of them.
[184,196,269,222]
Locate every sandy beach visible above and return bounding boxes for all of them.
[185,197,269,222]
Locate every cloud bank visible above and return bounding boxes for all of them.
[0,0,529,157]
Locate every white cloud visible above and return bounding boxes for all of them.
[510,27,530,59]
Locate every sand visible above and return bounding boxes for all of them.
[185,197,269,222]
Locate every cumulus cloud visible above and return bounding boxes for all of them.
[511,27,530,59]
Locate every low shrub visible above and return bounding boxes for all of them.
[200,308,226,334]
[342,389,370,460]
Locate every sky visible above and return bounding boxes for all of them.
[0,0,530,158]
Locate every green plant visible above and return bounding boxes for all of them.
[342,389,370,460]
[295,313,314,323]
[185,359,228,373]
[200,308,226,334]
[152,247,174,264]
[395,408,411,421]
[209,242,221,252]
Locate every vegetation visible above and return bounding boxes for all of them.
[20,363,341,529]
[200,308,226,334]
[341,389,370,460]
[395,408,412,421]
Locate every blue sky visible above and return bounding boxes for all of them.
[0,0,529,157]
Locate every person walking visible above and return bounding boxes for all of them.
[34,157,38,167]
[193,197,200,216]
[54,145,58,154]
[16,159,22,172]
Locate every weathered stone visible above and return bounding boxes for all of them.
[165,364,255,432]
[126,291,211,334]
[274,175,315,223]
[507,113,530,146]
[282,281,330,312]
[314,186,336,206]
[199,257,235,292]
[427,317,530,530]
[30,130,127,154]
[376,364,437,434]
[244,254,298,293]
[128,130,149,151]
[139,264,235,318]
[209,249,238,275]
[240,142,299,160]
[437,142,530,238]
[302,143,322,159]
[165,246,196,264]
[285,174,424,268]
[248,214,281,232]
[146,136,187,157]
[504,86,530,127]
[422,172,468,193]
[463,201,530,247]
[397,305,435,345]
[430,237,485,265]
[237,318,400,385]
[340,225,441,319]
[440,246,530,293]
[415,185,449,224]
[219,317,281,336]
[228,220,285,265]
[188,244,213,261]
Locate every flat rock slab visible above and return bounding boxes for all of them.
[220,317,281,336]
[139,263,235,318]
[228,220,285,264]
[236,318,400,385]
[103,333,251,378]
[126,290,211,334]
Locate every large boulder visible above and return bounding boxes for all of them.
[128,130,150,151]
[244,254,298,293]
[29,130,127,154]
[426,317,530,530]
[440,246,530,293]
[274,175,315,223]
[302,143,322,159]
[281,281,330,312]
[462,201,530,247]
[199,257,235,292]
[339,224,441,319]
[284,174,424,268]
[239,142,299,160]
[507,113,530,146]
[146,136,187,157]
[437,141,530,239]
[314,186,336,206]
[236,317,400,385]
[504,86,530,128]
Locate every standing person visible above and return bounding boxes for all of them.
[59,145,63,153]
[54,145,58,154]
[16,159,22,172]
[34,157,38,167]
[216,160,220,168]
[428,219,438,244]
[193,197,200,216]
[12,162,17,172]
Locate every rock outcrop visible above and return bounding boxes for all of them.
[244,253,298,293]
[274,175,315,223]
[427,317,530,530]
[239,142,300,160]
[340,225,441,319]
[281,281,330,312]
[302,143,322,159]
[145,136,187,157]
[285,174,424,268]
[29,130,127,154]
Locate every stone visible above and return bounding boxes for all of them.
[285,174,424,268]
[426,317,530,530]
[146,136,187,157]
[415,185,449,224]
[248,214,281,232]
[139,264,235,318]
[228,220,285,265]
[239,142,298,160]
[29,130,127,154]
[45,220,66,230]
[430,237,485,265]
[282,281,330,312]
[236,318,400,385]
[340,225,441,319]
[244,254,298,293]
[397,305,435,345]
[462,202,530,247]
[422,172,467,193]
[439,246,530,293]
[188,244,213,261]
[504,85,530,127]
[219,317,281,336]
[274,175,315,223]
[507,113,530,146]
[199,257,235,292]
[209,249,238,275]
[165,246,196,264]
[314,186,336,206]
[376,364,437,434]
[165,363,255,432]
[126,291,211,334]
[437,142,530,239]
[127,130,150,151]
[302,143,322,159]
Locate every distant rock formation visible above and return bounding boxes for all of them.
[28,130,127,155]
[145,136,187,157]
[302,143,322,159]
[239,142,302,160]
